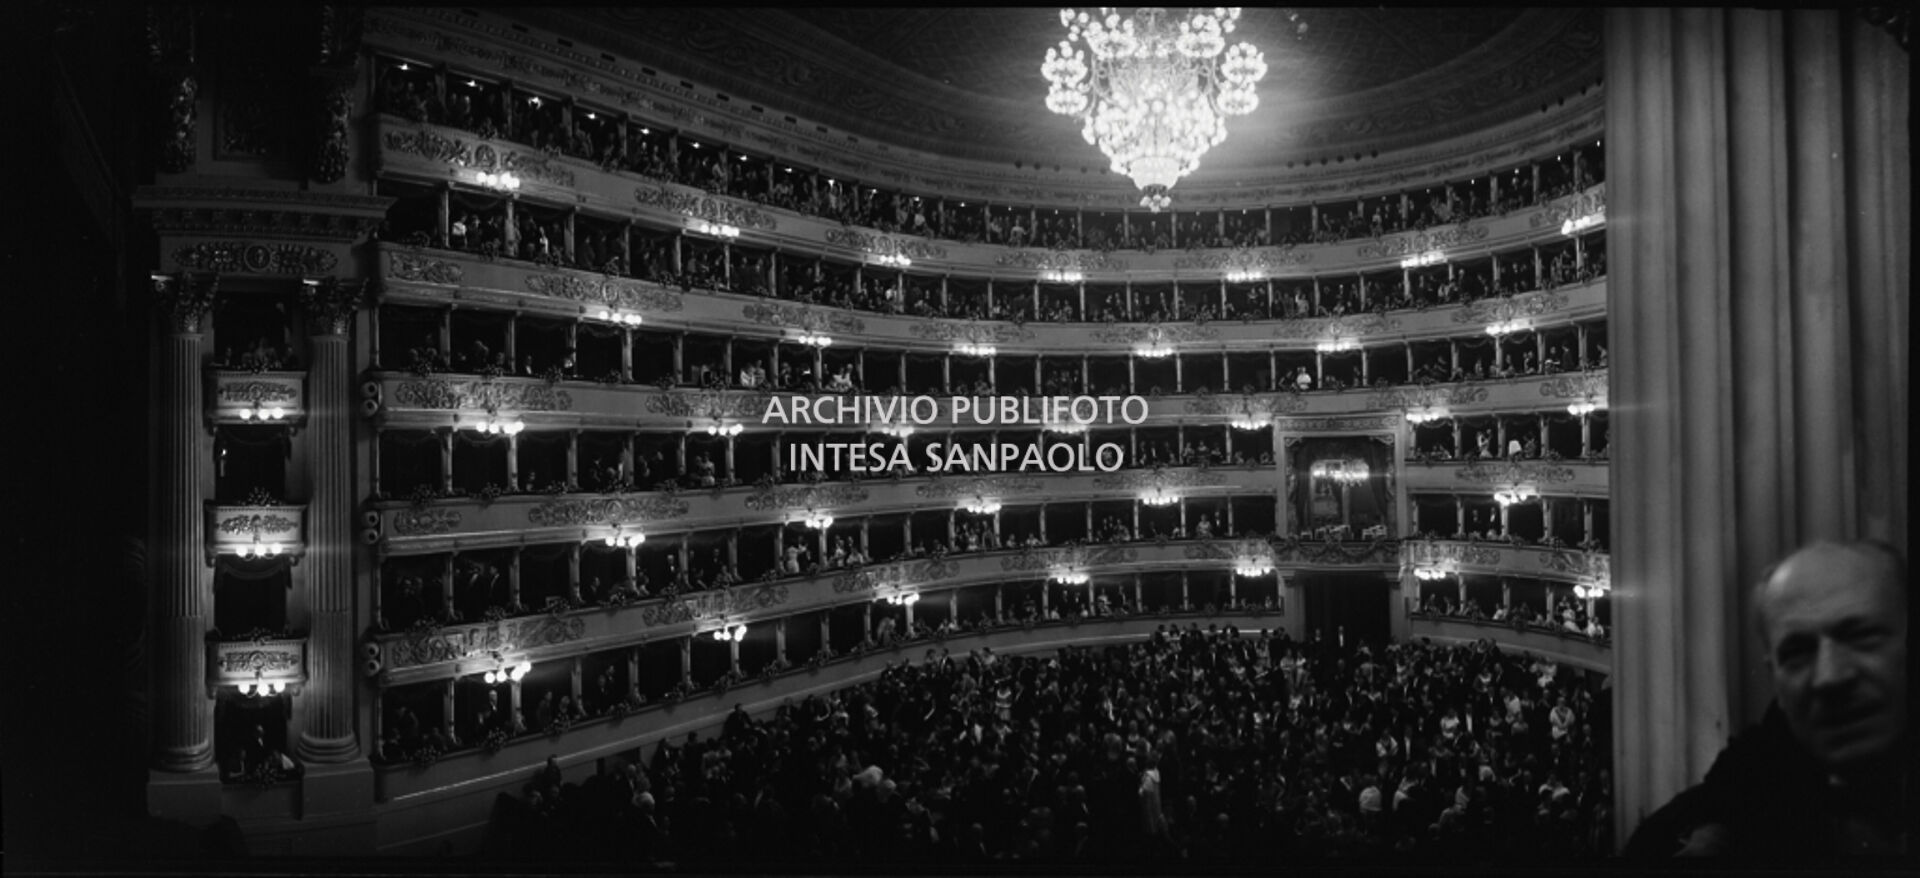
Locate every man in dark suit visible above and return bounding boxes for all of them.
[1627,541,1911,859]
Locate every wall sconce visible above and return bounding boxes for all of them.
[604,526,645,549]
[470,415,525,435]
[1405,407,1449,425]
[882,592,921,606]
[477,171,521,192]
[705,420,744,437]
[957,343,997,358]
[1041,269,1084,283]
[1493,486,1539,506]
[1225,268,1267,283]
[1315,338,1360,354]
[237,401,289,422]
[693,220,741,239]
[795,331,833,348]
[1413,565,1454,581]
[1560,213,1603,236]
[1135,342,1174,359]
[963,497,1001,515]
[803,510,835,530]
[1234,559,1275,577]
[1050,569,1090,585]
[875,253,912,268]
[239,534,284,559]
[483,660,532,685]
[238,676,288,697]
[711,624,746,642]
[1566,400,1604,417]
[596,309,643,327]
[1141,488,1178,507]
[1485,319,1530,337]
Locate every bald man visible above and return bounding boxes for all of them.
[1627,541,1912,859]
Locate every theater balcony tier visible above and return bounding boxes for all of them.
[369,612,1286,825]
[375,117,1607,279]
[208,370,307,426]
[365,537,1397,687]
[1401,459,1608,499]
[372,467,1275,554]
[365,370,1611,433]
[206,502,307,565]
[1406,613,1610,673]
[1400,539,1611,587]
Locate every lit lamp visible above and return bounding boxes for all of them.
[711,624,747,642]
[483,660,532,686]
[963,497,1002,515]
[803,510,835,530]
[477,171,521,192]
[1141,487,1178,507]
[596,309,644,327]
[604,526,645,549]
[1566,399,1605,417]
[705,420,744,437]
[240,534,284,560]
[1493,485,1538,507]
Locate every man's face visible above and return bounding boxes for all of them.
[1761,546,1908,774]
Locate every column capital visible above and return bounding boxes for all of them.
[152,271,218,334]
[300,277,377,335]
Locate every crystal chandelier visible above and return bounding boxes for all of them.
[1043,7,1267,212]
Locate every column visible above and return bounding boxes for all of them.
[679,637,692,685]
[151,277,215,773]
[296,282,365,764]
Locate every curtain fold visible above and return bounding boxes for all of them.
[1606,7,1907,847]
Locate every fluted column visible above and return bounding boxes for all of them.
[1606,8,1909,846]
[151,275,214,772]
[297,280,368,763]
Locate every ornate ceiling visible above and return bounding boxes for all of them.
[506,7,1602,187]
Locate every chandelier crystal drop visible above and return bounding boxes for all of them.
[1043,7,1267,212]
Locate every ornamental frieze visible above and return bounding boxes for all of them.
[385,251,464,285]
[1452,292,1570,325]
[1538,373,1609,400]
[824,228,948,262]
[741,302,865,335]
[173,241,339,275]
[388,614,587,670]
[216,513,299,536]
[524,271,685,312]
[382,128,576,188]
[908,321,1036,345]
[1186,392,1308,417]
[915,476,1045,500]
[1541,550,1610,582]
[1090,467,1230,491]
[1089,322,1220,345]
[1000,545,1138,573]
[831,559,960,595]
[992,250,1129,272]
[644,390,770,419]
[1271,312,1401,340]
[1281,416,1401,433]
[216,646,302,675]
[1173,247,1313,272]
[743,484,869,512]
[1183,539,1274,562]
[392,508,463,536]
[1354,223,1491,260]
[1401,540,1504,568]
[1365,385,1490,411]
[1454,461,1578,486]
[391,378,573,412]
[216,380,299,405]
[633,185,777,232]
[1273,537,1401,566]
[526,496,691,528]
[639,584,790,627]
[1530,185,1607,230]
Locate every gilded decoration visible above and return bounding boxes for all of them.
[1173,247,1312,272]
[1455,461,1577,485]
[215,643,303,675]
[1000,545,1137,573]
[993,250,1128,272]
[824,228,947,262]
[525,272,686,312]
[1401,539,1504,569]
[1529,185,1607,230]
[831,559,962,595]
[526,496,690,527]
[1186,391,1307,417]
[1541,550,1610,582]
[1090,467,1230,491]
[645,390,770,419]
[387,614,588,671]
[1538,373,1608,400]
[392,507,463,536]
[744,484,869,512]
[633,185,777,231]
[385,251,464,285]
[1089,322,1219,345]
[1365,385,1489,411]
[915,476,1044,500]
[639,584,791,627]
[158,72,198,173]
[382,128,576,188]
[391,378,573,412]
[1184,539,1274,562]
[216,379,299,405]
[741,302,865,335]
[216,513,299,536]
[1354,223,1492,260]
[1271,536,1401,566]
[908,321,1035,345]
[1271,313,1400,340]
[1452,292,1570,325]
[173,241,338,275]
[1282,416,1401,433]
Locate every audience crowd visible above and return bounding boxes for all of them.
[484,628,1613,866]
